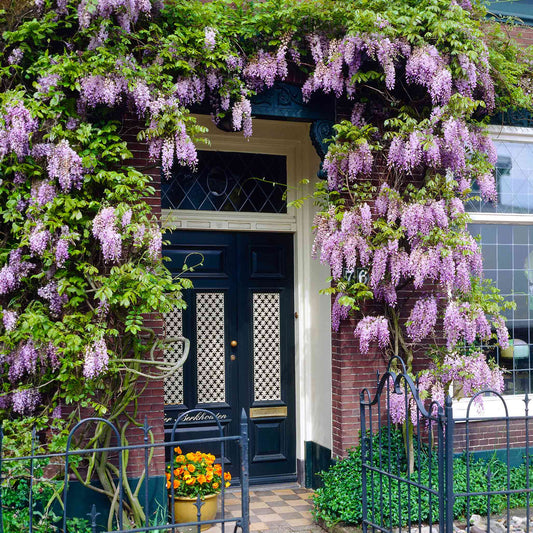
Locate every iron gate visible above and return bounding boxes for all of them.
[360,356,533,533]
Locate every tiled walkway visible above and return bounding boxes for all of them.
[200,485,323,533]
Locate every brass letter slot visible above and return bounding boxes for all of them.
[249,406,288,419]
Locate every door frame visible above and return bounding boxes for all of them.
[161,116,333,483]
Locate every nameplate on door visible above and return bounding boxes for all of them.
[249,406,288,419]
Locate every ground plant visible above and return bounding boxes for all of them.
[1,0,532,527]
[313,428,531,527]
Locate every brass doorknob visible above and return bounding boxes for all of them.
[230,340,238,347]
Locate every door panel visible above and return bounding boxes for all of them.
[163,230,296,483]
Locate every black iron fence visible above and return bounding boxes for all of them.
[0,408,250,533]
[360,356,533,533]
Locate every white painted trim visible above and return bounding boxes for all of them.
[487,124,533,141]
[453,394,528,419]
[468,212,533,224]
[162,209,297,233]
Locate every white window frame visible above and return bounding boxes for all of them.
[454,124,533,419]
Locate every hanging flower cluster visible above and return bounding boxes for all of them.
[388,351,505,425]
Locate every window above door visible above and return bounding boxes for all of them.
[162,150,288,214]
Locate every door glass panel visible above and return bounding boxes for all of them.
[253,292,282,401]
[161,151,287,213]
[196,292,226,404]
[163,307,184,406]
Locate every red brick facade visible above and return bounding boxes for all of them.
[120,117,166,476]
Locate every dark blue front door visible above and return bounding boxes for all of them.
[163,230,296,483]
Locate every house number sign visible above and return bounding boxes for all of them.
[342,267,369,284]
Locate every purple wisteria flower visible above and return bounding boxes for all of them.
[3,310,17,331]
[92,207,122,262]
[232,97,253,138]
[8,48,23,65]
[47,139,84,191]
[0,103,38,160]
[29,222,50,256]
[204,27,216,51]
[354,316,389,353]
[38,280,67,316]
[83,338,109,378]
[12,389,41,415]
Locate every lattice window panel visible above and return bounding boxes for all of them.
[253,293,281,401]
[196,292,226,404]
[163,307,184,405]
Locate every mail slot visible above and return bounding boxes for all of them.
[249,406,288,419]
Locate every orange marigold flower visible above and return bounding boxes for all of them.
[166,480,171,489]
[206,471,214,482]
[173,479,180,489]
[176,455,185,463]
[224,472,232,481]
[186,477,196,485]
[174,447,182,454]
[173,468,182,477]
[186,452,195,461]
[197,474,207,484]
[183,472,191,480]
[187,464,196,473]
[212,482,219,490]
[165,472,171,480]
[225,481,230,488]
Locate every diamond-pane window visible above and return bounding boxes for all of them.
[467,141,533,214]
[161,151,287,213]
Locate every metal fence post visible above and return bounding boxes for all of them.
[444,396,454,533]
[240,409,250,533]
[360,391,368,533]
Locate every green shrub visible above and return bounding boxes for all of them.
[313,429,531,527]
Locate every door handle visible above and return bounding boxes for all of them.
[230,340,238,347]
[230,354,236,361]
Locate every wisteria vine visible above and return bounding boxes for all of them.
[0,0,531,525]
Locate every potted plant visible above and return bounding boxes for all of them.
[166,447,231,530]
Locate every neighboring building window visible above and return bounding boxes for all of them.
[468,133,533,395]
[162,150,287,213]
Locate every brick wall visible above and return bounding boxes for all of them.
[119,116,166,477]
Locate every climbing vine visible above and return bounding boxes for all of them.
[1,0,532,526]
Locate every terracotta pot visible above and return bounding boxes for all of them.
[171,493,218,531]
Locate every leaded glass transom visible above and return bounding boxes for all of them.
[163,307,184,406]
[253,292,281,402]
[162,151,287,213]
[467,141,533,214]
[196,292,226,404]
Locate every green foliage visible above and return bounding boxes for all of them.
[313,429,532,527]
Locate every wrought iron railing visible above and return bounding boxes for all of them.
[0,408,250,533]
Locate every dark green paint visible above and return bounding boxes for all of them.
[305,441,334,489]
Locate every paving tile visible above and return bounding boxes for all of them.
[269,499,291,507]
[250,522,268,531]
[257,513,284,523]
[261,495,283,502]
[287,518,314,527]
[250,501,270,509]
[275,506,296,514]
